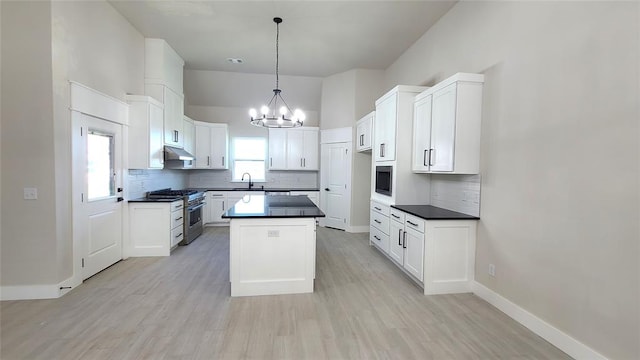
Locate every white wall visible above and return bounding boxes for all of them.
[184,69,322,114]
[1,0,145,288]
[385,2,639,358]
[1,1,57,286]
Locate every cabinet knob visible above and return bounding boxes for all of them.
[324,188,330,191]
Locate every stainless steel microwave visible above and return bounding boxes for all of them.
[375,166,392,196]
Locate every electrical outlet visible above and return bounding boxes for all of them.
[24,187,38,200]
[488,263,496,277]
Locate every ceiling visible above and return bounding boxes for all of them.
[109,1,456,78]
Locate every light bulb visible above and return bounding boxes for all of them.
[299,112,306,121]
[249,108,257,118]
[294,109,305,122]
[260,105,269,115]
[279,106,288,115]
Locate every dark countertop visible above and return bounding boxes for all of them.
[190,187,319,192]
[391,205,479,220]
[128,197,182,203]
[222,195,325,219]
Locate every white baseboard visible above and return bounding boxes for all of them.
[471,281,606,360]
[347,225,369,233]
[1,276,81,301]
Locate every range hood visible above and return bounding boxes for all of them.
[164,145,195,161]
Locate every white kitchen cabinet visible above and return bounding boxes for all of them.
[370,200,390,254]
[412,73,484,174]
[290,191,319,207]
[207,192,228,224]
[144,38,186,149]
[374,86,427,162]
[268,127,319,170]
[370,205,477,295]
[268,129,287,170]
[125,95,164,169]
[182,116,195,169]
[355,111,374,152]
[194,121,228,169]
[129,200,183,257]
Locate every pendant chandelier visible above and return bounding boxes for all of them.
[249,17,305,128]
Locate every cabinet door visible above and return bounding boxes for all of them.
[356,121,366,152]
[210,125,228,169]
[203,192,212,224]
[302,130,318,170]
[163,87,183,147]
[194,123,212,168]
[412,94,432,173]
[404,227,424,281]
[268,129,287,169]
[209,195,226,222]
[287,130,304,170]
[430,83,457,172]
[149,102,165,169]
[362,115,372,150]
[388,220,405,265]
[374,94,396,161]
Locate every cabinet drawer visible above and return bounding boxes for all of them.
[405,214,425,233]
[171,226,184,247]
[370,226,390,254]
[389,208,405,223]
[171,210,184,229]
[370,210,390,235]
[171,201,184,212]
[371,201,390,216]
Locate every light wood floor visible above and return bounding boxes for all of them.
[1,227,570,359]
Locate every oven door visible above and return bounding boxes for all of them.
[184,203,204,244]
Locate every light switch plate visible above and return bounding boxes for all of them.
[24,187,38,200]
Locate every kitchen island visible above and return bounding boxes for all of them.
[222,195,325,297]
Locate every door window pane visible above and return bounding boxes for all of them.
[88,132,115,200]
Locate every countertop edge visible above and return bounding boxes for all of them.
[391,204,480,220]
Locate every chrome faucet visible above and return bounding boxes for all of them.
[241,172,253,189]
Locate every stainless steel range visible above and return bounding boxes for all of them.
[148,189,205,245]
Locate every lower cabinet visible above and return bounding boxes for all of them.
[370,204,477,295]
[129,200,184,257]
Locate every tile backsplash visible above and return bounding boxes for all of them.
[127,169,189,199]
[429,174,481,217]
[187,170,318,189]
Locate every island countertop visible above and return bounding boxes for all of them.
[222,195,326,219]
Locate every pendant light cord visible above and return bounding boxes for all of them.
[275,20,280,90]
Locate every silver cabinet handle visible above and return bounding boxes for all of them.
[391,214,400,219]
[303,158,306,167]
[428,148,434,166]
[207,156,210,166]
[402,231,407,248]
[176,232,183,238]
[222,202,225,210]
[222,156,225,166]
[175,216,183,221]
[300,158,303,167]
[374,219,381,224]
[270,158,273,167]
[398,229,403,246]
[423,149,428,166]
[373,235,380,241]
[374,207,381,211]
[407,220,418,227]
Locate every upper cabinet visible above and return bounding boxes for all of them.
[194,121,228,169]
[144,39,185,148]
[412,73,484,174]
[356,111,374,152]
[125,95,165,169]
[374,86,427,162]
[268,127,319,171]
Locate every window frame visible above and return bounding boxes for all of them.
[231,137,267,182]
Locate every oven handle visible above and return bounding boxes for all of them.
[187,203,205,212]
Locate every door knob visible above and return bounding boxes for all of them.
[324,188,330,191]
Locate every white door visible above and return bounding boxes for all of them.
[404,227,424,281]
[81,114,124,279]
[321,142,349,230]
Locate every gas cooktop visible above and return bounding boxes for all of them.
[147,188,200,198]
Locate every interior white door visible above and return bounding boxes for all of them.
[81,114,124,280]
[321,142,349,230]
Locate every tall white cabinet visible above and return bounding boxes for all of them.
[356,111,374,152]
[412,73,484,174]
[144,38,185,149]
